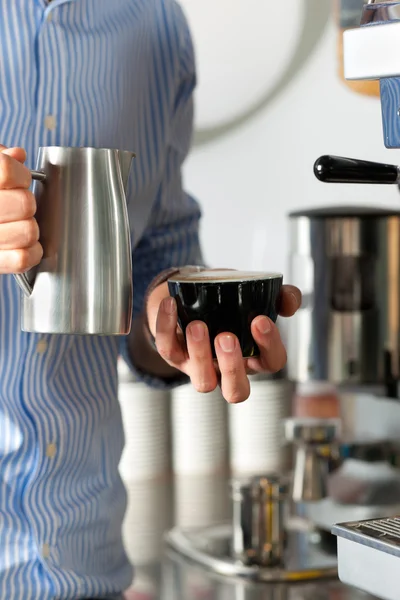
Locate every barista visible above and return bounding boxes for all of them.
[0,2,301,598]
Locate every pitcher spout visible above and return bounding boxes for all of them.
[117,150,136,193]
[14,273,33,297]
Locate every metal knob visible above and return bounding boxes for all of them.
[284,418,341,503]
[231,475,289,568]
[361,1,400,25]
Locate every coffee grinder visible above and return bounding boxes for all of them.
[286,2,400,599]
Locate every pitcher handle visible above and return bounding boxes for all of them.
[14,170,47,297]
[30,170,47,183]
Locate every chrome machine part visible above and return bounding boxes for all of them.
[231,475,288,568]
[344,0,400,81]
[284,418,341,502]
[286,206,400,399]
[361,1,400,26]
[165,471,338,584]
[165,524,338,584]
[344,0,400,149]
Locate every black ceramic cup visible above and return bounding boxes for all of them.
[168,269,283,358]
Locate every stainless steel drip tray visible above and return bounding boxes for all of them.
[333,516,400,600]
[165,524,337,583]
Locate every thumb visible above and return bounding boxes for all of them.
[146,281,170,337]
[1,146,27,164]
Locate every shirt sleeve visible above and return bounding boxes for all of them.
[119,6,205,388]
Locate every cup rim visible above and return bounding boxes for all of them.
[168,270,283,284]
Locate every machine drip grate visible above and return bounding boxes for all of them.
[361,518,400,539]
[334,516,400,552]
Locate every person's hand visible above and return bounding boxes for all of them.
[0,146,42,274]
[147,282,301,403]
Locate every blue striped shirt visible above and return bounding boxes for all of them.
[0,1,202,598]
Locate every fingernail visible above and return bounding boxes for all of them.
[163,297,176,315]
[219,334,236,353]
[189,322,205,342]
[256,316,271,335]
[289,291,301,308]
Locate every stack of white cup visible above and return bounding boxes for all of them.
[118,359,172,567]
[122,479,172,566]
[125,570,158,600]
[174,473,230,530]
[171,383,230,529]
[171,384,228,476]
[228,375,292,477]
[118,359,171,481]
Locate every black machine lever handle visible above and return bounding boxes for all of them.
[314,155,400,185]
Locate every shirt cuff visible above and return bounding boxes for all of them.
[142,265,204,349]
[120,265,205,390]
[119,337,190,390]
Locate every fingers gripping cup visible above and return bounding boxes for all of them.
[167,269,283,358]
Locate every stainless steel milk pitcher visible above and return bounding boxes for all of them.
[14,146,134,335]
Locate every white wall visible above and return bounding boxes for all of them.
[182,2,400,278]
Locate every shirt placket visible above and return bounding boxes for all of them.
[33,5,61,150]
[22,0,65,578]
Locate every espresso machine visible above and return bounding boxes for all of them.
[287,204,400,563]
[286,2,400,599]
[163,3,400,598]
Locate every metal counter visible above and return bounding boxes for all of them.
[125,475,379,600]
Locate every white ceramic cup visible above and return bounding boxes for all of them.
[171,384,228,476]
[228,377,292,477]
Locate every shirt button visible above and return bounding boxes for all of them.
[47,12,52,22]
[36,339,48,354]
[46,443,57,459]
[42,543,51,559]
[44,115,56,130]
